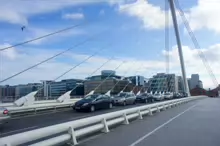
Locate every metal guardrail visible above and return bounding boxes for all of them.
[7,99,80,116]
[0,96,205,146]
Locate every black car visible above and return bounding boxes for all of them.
[182,92,188,97]
[73,94,113,112]
[173,92,183,98]
[135,93,154,103]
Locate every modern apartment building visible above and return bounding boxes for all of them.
[147,73,184,93]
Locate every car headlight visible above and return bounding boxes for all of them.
[82,103,89,106]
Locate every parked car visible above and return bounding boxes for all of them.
[0,107,10,126]
[113,92,136,106]
[73,94,113,112]
[136,93,154,103]
[164,92,173,100]
[173,92,183,98]
[182,92,188,97]
[153,93,163,101]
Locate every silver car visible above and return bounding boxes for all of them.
[0,107,10,126]
[113,92,136,106]
[164,93,173,99]
[153,93,163,101]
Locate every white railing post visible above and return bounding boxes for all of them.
[162,104,166,111]
[68,126,78,145]
[102,118,109,133]
[123,113,129,124]
[35,108,37,114]
[168,103,172,108]
[148,107,153,115]
[156,106,160,113]
[138,109,143,119]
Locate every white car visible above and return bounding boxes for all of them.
[153,93,163,101]
[164,93,173,99]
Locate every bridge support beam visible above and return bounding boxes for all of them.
[169,0,190,96]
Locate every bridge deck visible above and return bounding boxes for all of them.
[78,98,220,146]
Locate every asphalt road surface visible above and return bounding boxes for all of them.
[77,98,220,146]
[0,103,149,137]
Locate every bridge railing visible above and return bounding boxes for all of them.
[7,99,80,116]
[0,96,205,146]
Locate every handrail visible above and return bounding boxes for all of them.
[7,99,80,115]
[0,96,206,146]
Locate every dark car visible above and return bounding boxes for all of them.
[135,93,154,103]
[182,92,188,97]
[173,92,183,98]
[73,94,113,112]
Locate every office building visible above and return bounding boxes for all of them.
[15,83,42,98]
[198,80,203,88]
[190,74,200,89]
[0,85,16,102]
[188,74,203,89]
[84,70,132,95]
[126,75,145,86]
[47,79,84,98]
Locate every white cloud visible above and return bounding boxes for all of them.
[2,41,220,89]
[0,44,168,85]
[62,13,84,20]
[163,44,220,88]
[0,0,109,25]
[119,0,172,29]
[186,0,220,33]
[0,0,129,25]
[0,44,18,60]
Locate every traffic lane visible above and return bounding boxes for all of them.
[135,98,220,146]
[77,99,202,146]
[0,102,148,137]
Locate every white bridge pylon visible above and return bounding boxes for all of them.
[14,91,38,107]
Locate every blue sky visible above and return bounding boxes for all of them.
[1,0,220,88]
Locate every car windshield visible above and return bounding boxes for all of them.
[84,94,100,100]
[117,93,127,97]
[140,93,147,96]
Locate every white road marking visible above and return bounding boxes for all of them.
[0,126,38,136]
[128,104,197,146]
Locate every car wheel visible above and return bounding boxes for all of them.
[109,103,113,109]
[133,100,136,104]
[90,105,95,112]
[145,99,148,103]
